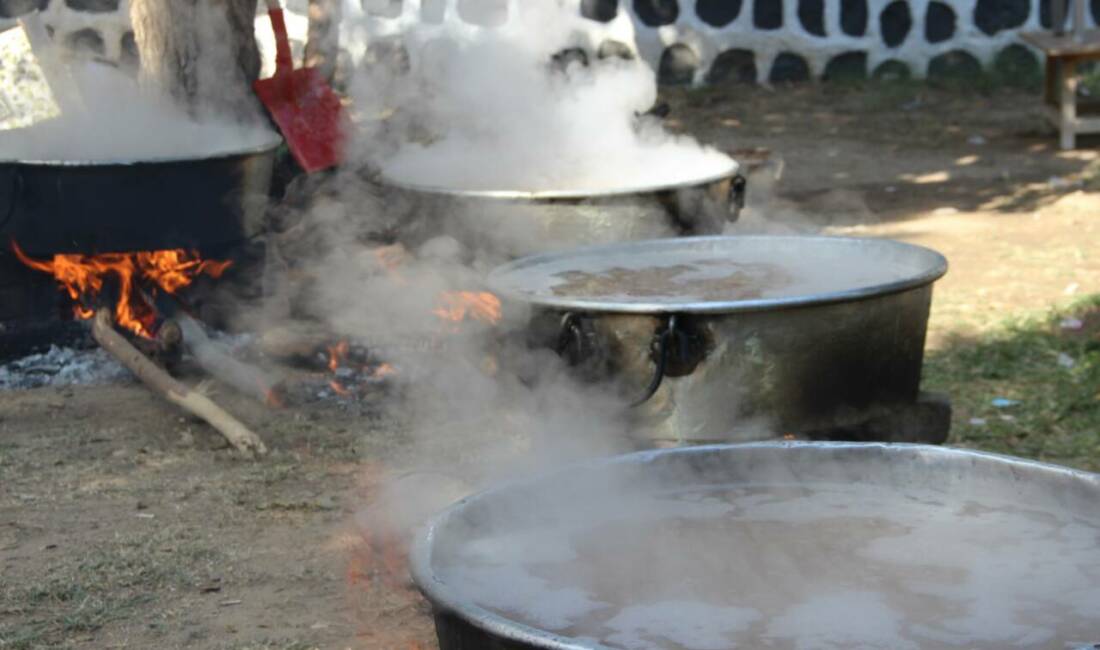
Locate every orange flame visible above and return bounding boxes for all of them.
[433,291,502,325]
[327,340,349,373]
[372,363,396,379]
[325,342,395,397]
[327,340,351,395]
[12,242,231,338]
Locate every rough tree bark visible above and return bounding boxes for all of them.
[129,0,262,121]
[305,0,341,83]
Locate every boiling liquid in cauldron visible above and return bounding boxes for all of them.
[490,239,937,309]
[549,260,791,302]
[437,483,1100,649]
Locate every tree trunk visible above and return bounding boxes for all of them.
[129,0,262,122]
[305,0,341,83]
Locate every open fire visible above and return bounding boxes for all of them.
[321,289,498,398]
[433,291,502,325]
[11,242,232,339]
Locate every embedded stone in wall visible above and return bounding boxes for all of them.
[598,39,634,59]
[754,0,782,28]
[840,0,867,36]
[696,0,741,26]
[658,42,698,85]
[974,0,1029,35]
[798,0,825,36]
[769,51,809,82]
[119,30,138,68]
[63,0,117,11]
[706,48,756,83]
[994,43,1040,87]
[456,0,507,26]
[65,27,105,56]
[873,59,911,80]
[0,0,48,18]
[553,47,589,70]
[1092,0,1100,25]
[634,0,679,26]
[823,50,867,80]
[581,0,618,23]
[928,50,981,79]
[880,1,911,47]
[365,0,402,18]
[1040,0,1070,28]
[925,2,955,43]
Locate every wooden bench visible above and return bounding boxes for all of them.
[1021,30,1100,149]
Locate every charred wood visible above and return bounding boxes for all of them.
[90,311,268,458]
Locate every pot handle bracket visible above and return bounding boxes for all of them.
[555,312,610,383]
[728,174,746,222]
[554,312,707,408]
[632,314,709,407]
[631,315,677,407]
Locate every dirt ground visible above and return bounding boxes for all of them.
[2,82,1099,649]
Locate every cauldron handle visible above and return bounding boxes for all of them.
[0,169,22,234]
[728,174,746,220]
[630,315,677,407]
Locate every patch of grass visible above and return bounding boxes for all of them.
[925,295,1100,471]
[0,530,222,649]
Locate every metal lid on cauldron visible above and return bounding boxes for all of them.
[377,159,739,201]
[0,130,284,167]
[487,235,948,314]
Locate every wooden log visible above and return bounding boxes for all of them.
[90,311,268,458]
[131,319,183,370]
[176,314,285,407]
[257,323,331,363]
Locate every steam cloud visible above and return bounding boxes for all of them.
[346,2,735,192]
[271,1,745,543]
[0,7,275,162]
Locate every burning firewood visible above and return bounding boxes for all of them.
[90,311,268,458]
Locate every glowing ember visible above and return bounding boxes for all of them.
[372,363,397,379]
[327,340,352,395]
[325,341,395,398]
[12,242,231,338]
[327,340,350,373]
[433,291,502,325]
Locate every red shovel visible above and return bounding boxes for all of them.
[254,0,344,172]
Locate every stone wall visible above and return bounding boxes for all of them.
[348,0,1065,84]
[0,0,136,65]
[0,0,310,77]
[1,0,1068,84]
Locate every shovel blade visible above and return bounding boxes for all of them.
[254,67,343,173]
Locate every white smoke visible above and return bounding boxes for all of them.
[0,59,278,161]
[346,1,735,192]
[0,8,276,162]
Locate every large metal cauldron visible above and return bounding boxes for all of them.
[411,442,1100,650]
[379,164,745,256]
[0,135,282,257]
[488,236,948,444]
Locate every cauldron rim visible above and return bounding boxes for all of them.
[0,132,284,167]
[377,159,739,201]
[485,234,949,315]
[410,441,1100,650]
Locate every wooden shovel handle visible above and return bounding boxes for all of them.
[266,0,294,76]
